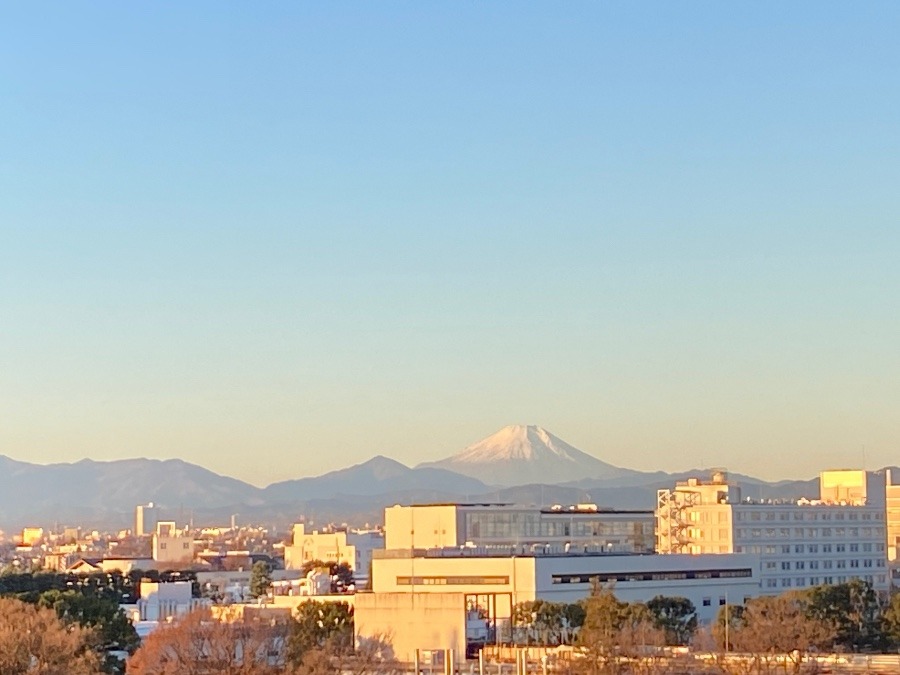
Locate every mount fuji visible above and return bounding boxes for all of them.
[417,424,645,487]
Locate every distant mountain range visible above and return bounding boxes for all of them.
[0,425,844,531]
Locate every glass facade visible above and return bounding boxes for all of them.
[463,509,654,552]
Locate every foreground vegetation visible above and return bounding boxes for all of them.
[4,567,900,674]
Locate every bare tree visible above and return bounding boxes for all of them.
[0,596,101,675]
[126,607,288,675]
[724,593,834,675]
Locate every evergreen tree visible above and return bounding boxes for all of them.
[249,560,273,600]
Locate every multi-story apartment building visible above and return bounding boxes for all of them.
[384,503,655,553]
[656,470,889,595]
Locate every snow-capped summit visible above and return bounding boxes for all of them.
[417,425,633,487]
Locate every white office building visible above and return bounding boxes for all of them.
[656,470,889,595]
[357,549,760,663]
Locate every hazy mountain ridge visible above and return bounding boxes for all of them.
[263,455,488,502]
[0,428,854,530]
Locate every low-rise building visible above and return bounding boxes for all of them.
[357,549,760,663]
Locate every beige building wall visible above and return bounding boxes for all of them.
[820,470,868,505]
[284,525,383,576]
[355,592,467,664]
[680,504,734,554]
[372,555,535,605]
[886,475,900,562]
[285,524,357,568]
[384,505,461,550]
[152,522,194,565]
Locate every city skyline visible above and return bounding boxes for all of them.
[3,4,900,486]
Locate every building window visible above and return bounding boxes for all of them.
[398,576,510,586]
[702,598,711,607]
[719,597,727,606]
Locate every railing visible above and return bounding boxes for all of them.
[373,547,652,560]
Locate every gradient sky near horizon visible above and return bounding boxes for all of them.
[2,3,899,487]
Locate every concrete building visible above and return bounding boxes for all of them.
[284,524,384,582]
[123,579,208,640]
[151,521,195,566]
[884,470,900,563]
[384,503,654,554]
[356,549,760,663]
[819,469,886,507]
[656,471,889,595]
[135,503,159,537]
[21,527,44,547]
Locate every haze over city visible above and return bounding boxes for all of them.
[3,3,900,487]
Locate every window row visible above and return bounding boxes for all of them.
[736,510,881,522]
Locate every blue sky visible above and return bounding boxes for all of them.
[1,3,899,485]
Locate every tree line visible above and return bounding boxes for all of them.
[574,579,900,674]
[0,570,160,674]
